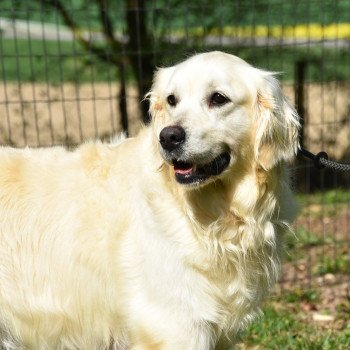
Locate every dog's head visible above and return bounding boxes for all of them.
[147,51,300,187]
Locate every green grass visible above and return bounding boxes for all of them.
[3,0,349,29]
[297,189,350,207]
[239,287,350,349]
[284,226,324,261]
[0,39,122,83]
[290,226,326,248]
[283,289,319,304]
[287,189,350,272]
[238,305,350,349]
[1,1,349,83]
[318,254,350,275]
[1,38,349,83]
[274,187,349,349]
[296,189,350,219]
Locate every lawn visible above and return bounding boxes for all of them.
[2,0,349,29]
[1,0,349,84]
[237,301,350,349]
[1,38,349,84]
[0,39,120,84]
[237,188,350,349]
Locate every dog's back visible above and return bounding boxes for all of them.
[0,142,133,348]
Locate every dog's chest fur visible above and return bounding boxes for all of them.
[133,171,281,337]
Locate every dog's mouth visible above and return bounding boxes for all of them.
[172,152,231,185]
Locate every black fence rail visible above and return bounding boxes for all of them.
[0,0,349,295]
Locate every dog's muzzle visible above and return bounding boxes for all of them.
[172,152,231,185]
[159,126,231,185]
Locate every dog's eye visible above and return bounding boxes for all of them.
[167,94,177,107]
[209,92,230,107]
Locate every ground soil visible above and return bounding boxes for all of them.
[278,206,350,330]
[0,81,349,160]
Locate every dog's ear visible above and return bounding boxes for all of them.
[254,73,300,170]
[146,67,175,120]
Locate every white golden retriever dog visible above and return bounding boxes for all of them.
[0,52,299,349]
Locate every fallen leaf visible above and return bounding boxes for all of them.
[312,313,335,322]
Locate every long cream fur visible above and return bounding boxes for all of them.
[0,52,299,349]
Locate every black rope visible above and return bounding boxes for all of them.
[299,148,350,171]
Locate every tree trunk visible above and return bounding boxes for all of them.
[126,0,154,124]
[118,60,129,135]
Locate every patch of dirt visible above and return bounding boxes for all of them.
[0,82,142,147]
[296,205,350,240]
[283,81,350,160]
[275,277,350,330]
[277,207,350,330]
[1,81,349,160]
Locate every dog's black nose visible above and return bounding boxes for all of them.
[159,126,186,152]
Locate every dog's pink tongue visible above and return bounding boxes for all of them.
[173,162,193,175]
[174,166,193,175]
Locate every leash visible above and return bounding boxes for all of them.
[299,148,350,171]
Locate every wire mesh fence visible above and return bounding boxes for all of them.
[0,0,349,300]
